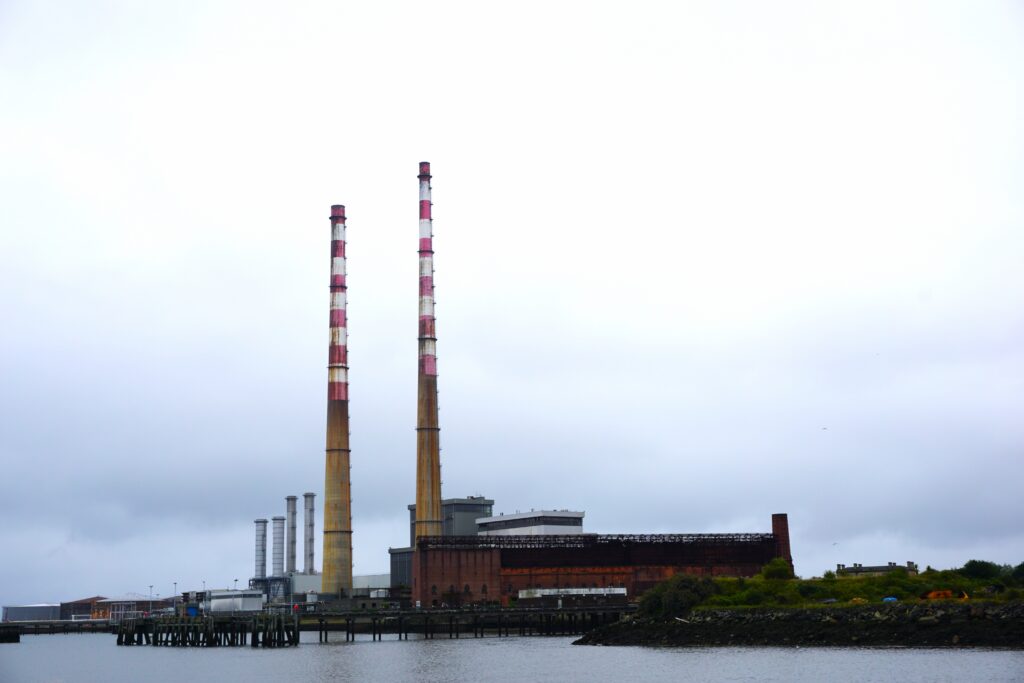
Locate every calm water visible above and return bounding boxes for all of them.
[2,633,1023,682]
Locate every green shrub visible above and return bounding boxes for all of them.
[960,560,1004,580]
[797,582,826,599]
[638,574,717,618]
[761,558,795,580]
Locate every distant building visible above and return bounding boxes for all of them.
[836,561,919,577]
[93,594,173,622]
[2,604,60,622]
[60,596,106,621]
[476,510,584,536]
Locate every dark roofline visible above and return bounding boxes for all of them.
[417,533,775,550]
[61,595,107,604]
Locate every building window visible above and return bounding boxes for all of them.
[464,584,471,594]
[481,584,487,594]
[431,585,437,595]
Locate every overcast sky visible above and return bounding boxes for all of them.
[1,1,1022,606]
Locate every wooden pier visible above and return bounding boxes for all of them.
[312,606,630,642]
[2,620,110,638]
[116,614,299,647]
[114,606,633,647]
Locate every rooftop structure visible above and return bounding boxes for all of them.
[407,496,494,545]
[476,510,584,536]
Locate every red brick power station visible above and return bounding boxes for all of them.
[412,514,793,607]
[324,165,795,605]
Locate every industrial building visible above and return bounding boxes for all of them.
[93,594,174,621]
[250,494,322,601]
[391,496,492,589]
[389,497,585,589]
[60,596,106,620]
[411,513,793,607]
[2,604,60,622]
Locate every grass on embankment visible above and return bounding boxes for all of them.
[639,559,1024,618]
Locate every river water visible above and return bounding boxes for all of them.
[2,633,1023,682]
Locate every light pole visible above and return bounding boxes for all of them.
[234,578,238,591]
[148,585,153,615]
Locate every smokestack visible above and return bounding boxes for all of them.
[772,513,793,568]
[303,492,315,574]
[322,204,354,596]
[272,516,285,577]
[285,495,297,574]
[254,519,268,579]
[414,162,443,540]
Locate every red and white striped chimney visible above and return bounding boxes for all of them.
[322,204,353,596]
[418,163,437,378]
[328,205,349,401]
[414,162,443,541]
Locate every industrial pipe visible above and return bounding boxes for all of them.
[303,492,315,574]
[254,518,268,580]
[286,495,297,574]
[272,516,285,577]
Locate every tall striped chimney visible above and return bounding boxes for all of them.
[322,204,353,596]
[414,162,443,540]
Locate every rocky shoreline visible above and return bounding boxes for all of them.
[574,602,1024,647]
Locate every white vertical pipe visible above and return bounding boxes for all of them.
[254,519,268,579]
[303,493,315,573]
[272,516,285,577]
[304,492,315,574]
[286,496,297,574]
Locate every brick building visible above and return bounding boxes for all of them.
[412,513,792,607]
